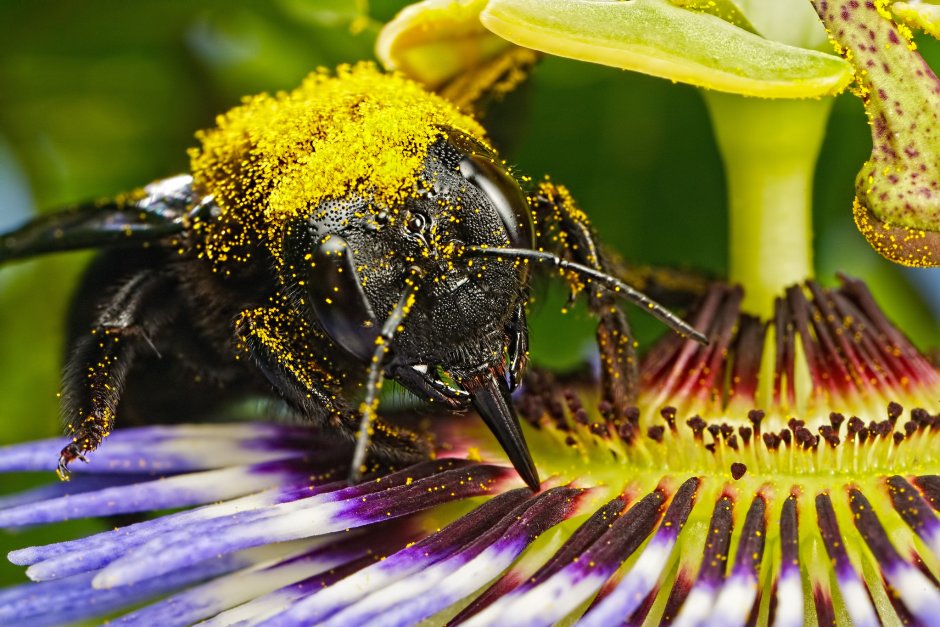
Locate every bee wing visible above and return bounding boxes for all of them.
[0,174,200,263]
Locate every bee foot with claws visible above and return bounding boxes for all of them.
[56,442,89,481]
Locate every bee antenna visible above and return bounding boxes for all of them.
[464,246,708,345]
[348,267,425,484]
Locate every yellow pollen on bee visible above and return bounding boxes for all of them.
[190,62,488,270]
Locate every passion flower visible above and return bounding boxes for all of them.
[3,2,939,625]
[0,275,937,625]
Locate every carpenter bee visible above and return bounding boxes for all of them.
[0,63,705,491]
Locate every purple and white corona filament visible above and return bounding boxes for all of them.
[1,277,938,625]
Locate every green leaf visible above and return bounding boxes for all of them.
[481,0,853,98]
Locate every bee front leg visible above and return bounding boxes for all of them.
[530,180,639,410]
[59,272,178,479]
[234,308,427,469]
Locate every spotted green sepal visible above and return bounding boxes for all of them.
[811,0,940,266]
[480,0,852,98]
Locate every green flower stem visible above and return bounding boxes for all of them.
[704,92,833,316]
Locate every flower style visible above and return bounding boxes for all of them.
[0,276,938,625]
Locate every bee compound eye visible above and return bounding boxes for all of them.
[458,154,534,250]
[305,236,380,362]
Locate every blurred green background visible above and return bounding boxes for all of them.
[0,0,937,586]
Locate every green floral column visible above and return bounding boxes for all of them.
[705,93,831,315]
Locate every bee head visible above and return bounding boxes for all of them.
[282,134,534,377]
[278,133,541,490]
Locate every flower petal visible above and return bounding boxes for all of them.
[115,534,402,626]
[265,487,533,624]
[888,475,940,558]
[456,493,629,623]
[0,423,315,473]
[849,488,940,623]
[470,489,666,626]
[772,494,803,627]
[0,460,309,527]
[669,493,736,626]
[480,0,852,98]
[287,486,584,627]
[815,492,881,627]
[198,553,383,627]
[707,491,768,625]
[11,479,345,579]
[93,461,511,588]
[0,548,258,626]
[577,477,699,626]
[0,475,143,510]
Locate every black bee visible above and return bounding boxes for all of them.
[0,63,704,491]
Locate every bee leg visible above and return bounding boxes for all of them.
[59,271,178,479]
[235,308,428,470]
[348,269,425,484]
[530,180,639,408]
